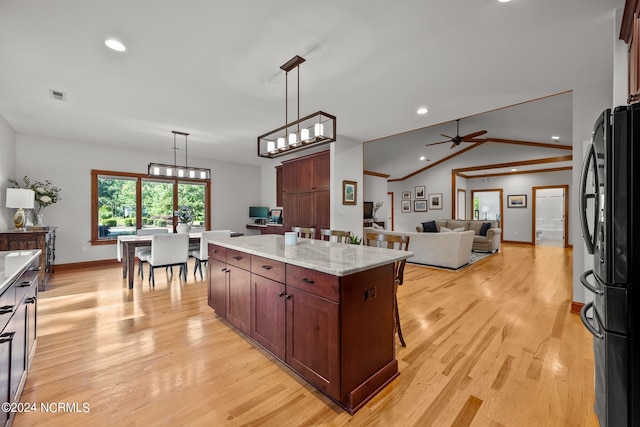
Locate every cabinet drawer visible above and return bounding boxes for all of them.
[14,270,37,304]
[0,286,15,332]
[227,249,251,270]
[251,255,285,283]
[208,244,227,262]
[286,265,339,302]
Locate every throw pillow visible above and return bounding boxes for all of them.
[453,227,465,232]
[440,226,452,233]
[480,222,491,237]
[422,221,438,233]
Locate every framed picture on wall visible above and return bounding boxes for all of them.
[342,180,357,205]
[401,200,411,213]
[415,186,426,199]
[428,193,443,210]
[414,200,427,212]
[507,194,527,208]
[402,191,411,199]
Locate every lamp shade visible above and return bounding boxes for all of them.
[6,188,35,209]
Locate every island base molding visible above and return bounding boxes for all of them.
[340,359,399,414]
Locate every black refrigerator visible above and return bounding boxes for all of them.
[579,104,640,426]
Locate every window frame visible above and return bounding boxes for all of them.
[90,169,211,245]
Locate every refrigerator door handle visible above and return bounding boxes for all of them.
[579,269,603,295]
[579,143,599,254]
[580,302,604,340]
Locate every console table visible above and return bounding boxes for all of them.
[0,228,56,291]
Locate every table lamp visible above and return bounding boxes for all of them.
[6,188,35,230]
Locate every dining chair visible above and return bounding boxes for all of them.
[319,229,351,243]
[135,228,169,279]
[291,226,316,239]
[364,232,410,347]
[137,233,189,287]
[189,230,231,279]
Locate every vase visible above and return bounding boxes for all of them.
[176,223,191,233]
[36,212,44,226]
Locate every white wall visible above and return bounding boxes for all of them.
[332,137,364,239]
[0,114,17,230]
[363,174,388,223]
[15,133,262,264]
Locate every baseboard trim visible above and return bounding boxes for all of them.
[501,240,533,245]
[56,259,121,271]
[570,301,584,314]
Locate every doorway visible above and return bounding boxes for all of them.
[471,189,503,223]
[457,189,466,220]
[387,192,394,230]
[533,185,568,248]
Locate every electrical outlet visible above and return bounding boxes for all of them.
[81,247,87,253]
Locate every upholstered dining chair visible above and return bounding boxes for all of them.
[364,232,410,347]
[189,230,231,279]
[319,229,351,243]
[137,233,189,287]
[135,228,169,279]
[291,227,316,239]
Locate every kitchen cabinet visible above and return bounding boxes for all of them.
[0,250,39,427]
[620,2,640,103]
[207,236,407,414]
[280,151,330,238]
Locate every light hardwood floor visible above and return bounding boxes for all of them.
[15,244,596,427]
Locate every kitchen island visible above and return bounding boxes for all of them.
[206,234,413,414]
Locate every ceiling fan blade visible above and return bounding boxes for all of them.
[462,130,487,140]
[425,140,451,147]
[440,134,454,139]
[450,142,457,149]
[466,138,487,143]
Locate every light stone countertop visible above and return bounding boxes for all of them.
[0,250,41,295]
[207,234,413,277]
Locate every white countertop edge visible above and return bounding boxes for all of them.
[0,249,42,294]
[206,235,413,277]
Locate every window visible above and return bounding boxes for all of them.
[91,170,210,244]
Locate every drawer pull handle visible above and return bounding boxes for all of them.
[18,281,31,287]
[213,250,218,253]
[0,332,15,344]
[26,297,36,304]
[232,256,242,261]
[285,294,291,300]
[221,268,228,273]
[302,278,315,284]
[262,265,272,270]
[278,292,284,297]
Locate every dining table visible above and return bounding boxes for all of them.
[117,231,242,289]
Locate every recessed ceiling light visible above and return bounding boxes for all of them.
[498,0,512,3]
[419,156,426,161]
[417,107,429,115]
[551,136,560,140]
[105,39,127,52]
[511,168,518,172]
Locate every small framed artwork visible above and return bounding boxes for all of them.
[401,200,411,213]
[428,193,443,210]
[414,200,427,212]
[415,186,426,199]
[402,191,411,199]
[507,194,527,208]
[342,180,357,205]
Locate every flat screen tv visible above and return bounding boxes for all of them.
[249,206,269,218]
[364,201,374,219]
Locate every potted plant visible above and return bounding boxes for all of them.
[349,234,362,245]
[174,206,194,233]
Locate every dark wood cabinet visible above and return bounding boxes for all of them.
[208,258,227,317]
[275,166,283,207]
[0,228,56,291]
[280,151,330,238]
[208,241,398,414]
[621,3,640,103]
[0,256,38,426]
[251,274,286,360]
[225,265,251,334]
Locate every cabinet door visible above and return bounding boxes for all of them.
[282,193,298,232]
[0,333,10,426]
[25,284,37,364]
[286,287,340,399]
[297,192,315,229]
[282,162,298,193]
[314,152,330,191]
[251,275,286,360]
[314,190,330,234]
[208,259,227,317]
[8,308,26,402]
[297,157,315,192]
[275,166,283,207]
[226,265,251,334]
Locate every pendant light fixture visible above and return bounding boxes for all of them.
[148,131,211,180]
[257,55,336,158]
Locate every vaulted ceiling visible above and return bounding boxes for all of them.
[0,0,624,174]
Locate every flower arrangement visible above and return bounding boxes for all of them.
[174,206,194,224]
[8,175,62,214]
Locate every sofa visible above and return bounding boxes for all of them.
[416,219,501,253]
[364,227,475,269]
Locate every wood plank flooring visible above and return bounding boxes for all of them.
[14,244,597,426]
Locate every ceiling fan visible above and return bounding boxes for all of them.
[425,119,487,149]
